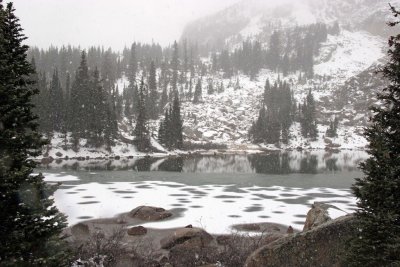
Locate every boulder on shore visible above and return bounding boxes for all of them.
[71,222,90,237]
[127,226,147,236]
[129,206,172,221]
[160,227,214,250]
[303,202,333,231]
[245,215,356,267]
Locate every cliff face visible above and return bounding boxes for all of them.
[245,215,356,267]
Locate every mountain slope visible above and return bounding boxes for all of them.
[181,0,399,51]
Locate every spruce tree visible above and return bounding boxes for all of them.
[347,7,400,265]
[171,92,183,149]
[171,41,179,93]
[134,78,150,152]
[0,2,70,265]
[193,78,202,103]
[300,89,318,139]
[49,68,64,132]
[147,60,158,119]
[70,51,90,149]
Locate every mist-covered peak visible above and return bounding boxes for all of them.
[181,0,399,51]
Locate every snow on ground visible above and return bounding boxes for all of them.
[314,30,385,82]
[54,180,356,233]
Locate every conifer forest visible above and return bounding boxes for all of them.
[1,0,400,266]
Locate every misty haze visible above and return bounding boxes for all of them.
[1,0,400,266]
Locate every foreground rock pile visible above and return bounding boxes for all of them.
[67,203,357,267]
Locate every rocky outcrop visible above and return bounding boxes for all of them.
[71,222,90,238]
[303,202,333,231]
[245,215,356,267]
[127,226,147,236]
[129,206,172,221]
[160,227,214,250]
[161,227,216,267]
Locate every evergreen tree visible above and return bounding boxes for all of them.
[171,92,183,149]
[88,67,107,147]
[160,84,169,111]
[171,41,179,93]
[249,105,267,143]
[63,73,71,138]
[49,68,64,132]
[300,89,318,139]
[127,43,137,85]
[70,51,91,149]
[347,7,400,265]
[134,78,150,152]
[207,80,214,94]
[158,115,167,145]
[326,116,339,138]
[267,31,282,71]
[132,83,140,117]
[193,78,202,103]
[147,60,158,119]
[0,2,70,265]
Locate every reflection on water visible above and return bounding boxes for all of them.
[38,151,367,174]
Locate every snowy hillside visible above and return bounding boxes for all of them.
[175,29,385,151]
[181,0,399,50]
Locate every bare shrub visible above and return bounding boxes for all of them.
[71,227,160,267]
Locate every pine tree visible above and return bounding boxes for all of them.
[326,116,339,138]
[88,67,107,147]
[0,2,70,265]
[49,68,64,132]
[147,60,158,119]
[300,89,318,139]
[171,92,183,149]
[160,84,169,111]
[158,117,166,145]
[63,73,71,144]
[193,78,202,103]
[128,43,137,85]
[267,31,282,71]
[249,105,267,143]
[134,78,150,152]
[70,51,91,149]
[207,80,214,94]
[171,41,179,93]
[346,7,400,265]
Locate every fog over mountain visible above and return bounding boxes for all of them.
[181,0,399,51]
[12,0,241,49]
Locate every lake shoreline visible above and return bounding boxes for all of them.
[35,147,368,163]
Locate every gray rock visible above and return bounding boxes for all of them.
[245,215,356,267]
[127,226,147,236]
[71,223,90,238]
[129,206,172,221]
[303,202,333,231]
[160,227,213,250]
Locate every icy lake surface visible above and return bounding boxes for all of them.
[39,151,367,234]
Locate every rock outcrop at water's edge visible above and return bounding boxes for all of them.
[303,202,333,231]
[129,205,173,221]
[245,215,356,267]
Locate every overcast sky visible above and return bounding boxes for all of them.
[12,0,242,50]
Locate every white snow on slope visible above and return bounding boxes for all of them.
[315,30,386,82]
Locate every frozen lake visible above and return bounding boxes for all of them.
[39,151,367,234]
